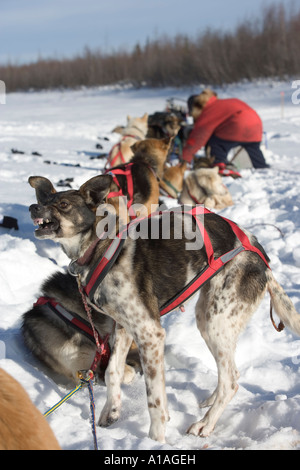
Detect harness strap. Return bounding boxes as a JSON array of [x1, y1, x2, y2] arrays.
[[105, 161, 160, 220], [187, 188, 203, 206], [34, 296, 111, 371], [159, 206, 270, 316], [84, 235, 126, 302], [161, 177, 181, 199], [106, 163, 135, 218], [107, 134, 143, 168], [108, 142, 126, 168]]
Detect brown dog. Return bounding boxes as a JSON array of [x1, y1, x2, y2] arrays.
[[0, 368, 61, 450]]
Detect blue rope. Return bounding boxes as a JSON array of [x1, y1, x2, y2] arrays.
[[87, 380, 98, 450], [44, 370, 98, 450]]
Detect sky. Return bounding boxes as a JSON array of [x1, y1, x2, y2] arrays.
[[0, 0, 291, 65]]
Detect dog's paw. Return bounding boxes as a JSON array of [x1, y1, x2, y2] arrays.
[[149, 425, 166, 444], [98, 403, 120, 427], [187, 420, 214, 438]]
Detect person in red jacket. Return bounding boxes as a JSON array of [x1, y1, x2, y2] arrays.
[[181, 89, 269, 169]]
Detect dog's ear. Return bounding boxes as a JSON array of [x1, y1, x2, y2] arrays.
[[162, 136, 173, 147], [79, 174, 113, 207], [179, 160, 187, 171], [28, 176, 57, 204]]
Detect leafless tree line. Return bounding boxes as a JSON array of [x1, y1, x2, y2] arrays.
[[1, 3, 299, 92]]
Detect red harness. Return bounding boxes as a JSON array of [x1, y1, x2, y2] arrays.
[[159, 206, 270, 315], [107, 134, 142, 168], [34, 296, 111, 372], [80, 206, 270, 313], [105, 163, 136, 219]]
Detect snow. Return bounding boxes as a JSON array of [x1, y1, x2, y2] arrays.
[[0, 80, 300, 451]]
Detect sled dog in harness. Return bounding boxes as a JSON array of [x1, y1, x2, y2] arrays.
[[30, 171, 300, 441], [35, 206, 270, 376]]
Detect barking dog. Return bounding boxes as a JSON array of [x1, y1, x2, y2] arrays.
[[107, 113, 148, 167], [29, 176, 300, 443], [24, 138, 171, 384], [180, 167, 234, 210]]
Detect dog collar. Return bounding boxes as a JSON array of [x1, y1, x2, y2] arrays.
[[161, 177, 181, 199]]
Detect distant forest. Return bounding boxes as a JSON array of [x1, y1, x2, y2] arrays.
[[1, 3, 300, 92]]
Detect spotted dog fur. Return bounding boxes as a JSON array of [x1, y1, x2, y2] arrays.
[[24, 137, 171, 384], [29, 176, 300, 443]]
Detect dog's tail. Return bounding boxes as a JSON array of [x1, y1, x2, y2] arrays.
[[267, 270, 300, 336]]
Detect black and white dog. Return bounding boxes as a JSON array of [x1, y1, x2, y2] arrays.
[[28, 174, 300, 443], [23, 137, 173, 385]]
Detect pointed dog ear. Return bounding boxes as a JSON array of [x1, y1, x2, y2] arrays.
[[28, 176, 57, 204], [162, 136, 173, 147], [79, 174, 113, 207]]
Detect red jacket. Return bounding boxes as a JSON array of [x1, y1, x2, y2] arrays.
[[181, 96, 263, 163]]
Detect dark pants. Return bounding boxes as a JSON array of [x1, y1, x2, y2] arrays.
[[206, 135, 268, 169]]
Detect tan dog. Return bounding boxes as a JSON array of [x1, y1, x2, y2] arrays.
[[129, 137, 172, 215], [107, 113, 148, 167], [180, 166, 233, 210], [160, 161, 187, 199], [0, 368, 61, 450]]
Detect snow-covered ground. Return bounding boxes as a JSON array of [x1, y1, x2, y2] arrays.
[[0, 80, 299, 451]]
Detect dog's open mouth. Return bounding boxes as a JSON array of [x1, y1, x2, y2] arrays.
[[33, 217, 59, 236]]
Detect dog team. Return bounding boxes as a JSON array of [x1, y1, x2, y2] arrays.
[[2, 89, 299, 449]]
